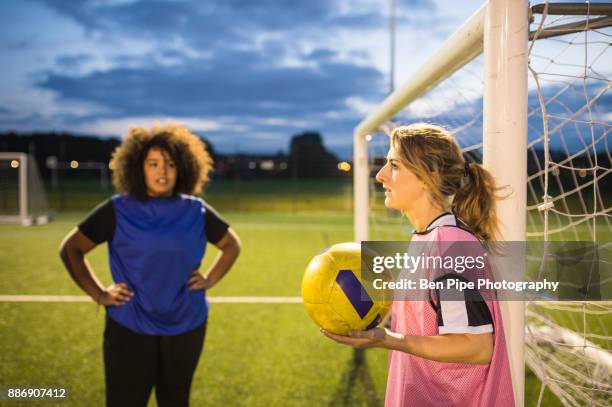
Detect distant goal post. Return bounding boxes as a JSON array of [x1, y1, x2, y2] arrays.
[[0, 152, 50, 226]]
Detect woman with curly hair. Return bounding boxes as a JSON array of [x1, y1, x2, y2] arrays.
[[59, 123, 241, 407], [322, 123, 514, 406]]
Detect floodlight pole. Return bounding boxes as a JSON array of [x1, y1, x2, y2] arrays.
[[483, 1, 528, 406], [389, 0, 396, 94]]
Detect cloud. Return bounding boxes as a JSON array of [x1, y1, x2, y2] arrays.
[[56, 53, 94, 70], [37, 47, 385, 119], [3, 0, 480, 158], [34, 0, 335, 48], [389, 78, 610, 155], [71, 116, 226, 137], [28, 42, 385, 157]]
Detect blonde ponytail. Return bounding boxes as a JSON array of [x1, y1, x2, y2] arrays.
[[452, 162, 503, 241]]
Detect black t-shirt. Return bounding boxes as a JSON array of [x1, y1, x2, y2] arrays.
[[78, 198, 230, 245]]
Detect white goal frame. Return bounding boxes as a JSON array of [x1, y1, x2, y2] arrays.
[[0, 152, 50, 226], [353, 1, 527, 405]]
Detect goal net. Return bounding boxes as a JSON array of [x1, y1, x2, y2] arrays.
[[0, 153, 50, 225], [354, 2, 611, 406]]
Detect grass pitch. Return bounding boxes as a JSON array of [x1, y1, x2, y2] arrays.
[[0, 211, 389, 406], [1, 181, 608, 405]]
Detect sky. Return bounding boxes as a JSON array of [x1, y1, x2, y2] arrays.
[[0, 0, 486, 159]]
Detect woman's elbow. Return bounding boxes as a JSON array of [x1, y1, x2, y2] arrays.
[[227, 229, 242, 255], [59, 231, 87, 264], [59, 239, 71, 262], [231, 236, 242, 257]]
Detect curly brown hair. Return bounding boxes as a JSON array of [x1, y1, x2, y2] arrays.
[[109, 122, 213, 200]]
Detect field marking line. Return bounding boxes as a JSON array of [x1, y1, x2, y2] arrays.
[[210, 296, 302, 303], [0, 295, 302, 303], [37, 221, 354, 230]]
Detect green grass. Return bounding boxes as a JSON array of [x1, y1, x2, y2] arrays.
[[0, 302, 388, 407], [0, 210, 390, 406], [42, 178, 354, 213], [1, 181, 609, 406]]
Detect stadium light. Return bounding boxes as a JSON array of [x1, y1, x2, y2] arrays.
[[45, 156, 58, 168], [10, 160, 19, 168], [46, 159, 109, 189], [337, 161, 351, 172], [260, 160, 274, 171]]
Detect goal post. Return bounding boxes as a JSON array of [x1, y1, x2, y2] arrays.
[[0, 152, 50, 226], [483, 2, 528, 406]]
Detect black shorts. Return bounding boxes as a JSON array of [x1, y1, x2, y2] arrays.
[[103, 315, 207, 407]]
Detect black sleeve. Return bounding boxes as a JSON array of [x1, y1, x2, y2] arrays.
[[204, 203, 229, 244], [78, 199, 116, 244], [430, 274, 494, 335]]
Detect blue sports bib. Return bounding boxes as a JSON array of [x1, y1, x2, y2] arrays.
[[107, 194, 208, 335]]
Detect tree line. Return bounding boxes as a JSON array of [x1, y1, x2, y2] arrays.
[[0, 130, 345, 179]]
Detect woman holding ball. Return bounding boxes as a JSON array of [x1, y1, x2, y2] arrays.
[[321, 123, 514, 406], [60, 123, 240, 407]]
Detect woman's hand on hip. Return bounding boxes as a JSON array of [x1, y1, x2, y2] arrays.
[[188, 270, 214, 291], [99, 282, 134, 306]]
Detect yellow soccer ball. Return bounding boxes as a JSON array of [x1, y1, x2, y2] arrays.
[[301, 242, 392, 335]]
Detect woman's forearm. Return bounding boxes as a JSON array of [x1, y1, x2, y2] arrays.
[[205, 243, 240, 286], [384, 331, 493, 364], [60, 246, 105, 302]]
